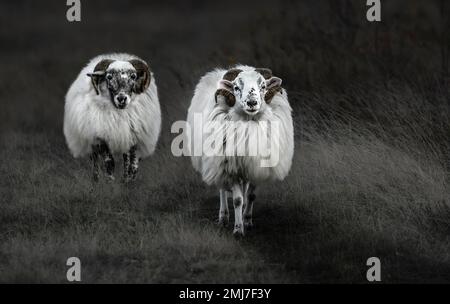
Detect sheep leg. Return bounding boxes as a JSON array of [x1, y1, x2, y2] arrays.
[[242, 182, 250, 211], [218, 189, 229, 227], [123, 152, 131, 181], [127, 145, 139, 181], [90, 148, 100, 182], [98, 141, 115, 181], [242, 183, 248, 227], [232, 183, 245, 237], [244, 184, 256, 230]]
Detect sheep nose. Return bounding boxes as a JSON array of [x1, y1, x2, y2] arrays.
[[117, 95, 127, 104], [246, 100, 257, 107]]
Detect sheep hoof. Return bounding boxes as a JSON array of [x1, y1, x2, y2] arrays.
[[233, 225, 245, 238], [124, 173, 137, 183]]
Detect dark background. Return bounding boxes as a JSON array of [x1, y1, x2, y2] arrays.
[[0, 0, 449, 283]]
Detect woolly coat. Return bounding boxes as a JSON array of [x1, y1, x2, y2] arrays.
[[64, 53, 161, 159], [187, 65, 294, 188]]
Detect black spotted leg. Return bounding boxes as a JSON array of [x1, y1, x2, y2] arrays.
[[90, 148, 100, 182], [123, 152, 131, 181], [243, 184, 256, 230], [92, 141, 115, 181], [91, 141, 115, 181], [123, 145, 138, 182]]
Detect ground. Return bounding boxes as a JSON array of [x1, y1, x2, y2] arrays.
[[0, 0, 449, 283]]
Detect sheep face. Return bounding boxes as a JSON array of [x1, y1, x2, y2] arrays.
[[87, 59, 151, 110], [219, 70, 282, 116], [104, 61, 138, 109]]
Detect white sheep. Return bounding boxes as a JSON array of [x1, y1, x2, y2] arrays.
[[64, 53, 161, 182], [187, 65, 294, 236]]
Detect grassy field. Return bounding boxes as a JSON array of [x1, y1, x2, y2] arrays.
[[0, 0, 449, 283]]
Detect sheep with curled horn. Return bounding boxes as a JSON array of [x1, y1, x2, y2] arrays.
[[64, 53, 161, 182], [187, 65, 294, 236]]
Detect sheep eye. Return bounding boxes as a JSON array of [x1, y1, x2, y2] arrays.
[[234, 86, 240, 91], [130, 73, 137, 80], [106, 74, 113, 81]]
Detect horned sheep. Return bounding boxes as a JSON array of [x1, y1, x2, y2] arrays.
[[187, 65, 294, 236], [63, 53, 161, 182]]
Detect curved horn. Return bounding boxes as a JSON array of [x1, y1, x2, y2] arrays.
[[93, 59, 114, 73], [256, 67, 282, 104], [87, 59, 114, 95], [128, 59, 151, 94], [214, 68, 243, 107], [222, 68, 243, 81], [254, 68, 272, 79]]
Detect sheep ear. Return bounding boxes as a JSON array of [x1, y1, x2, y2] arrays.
[[129, 59, 151, 94], [88, 59, 114, 95], [219, 79, 233, 91], [266, 77, 282, 89], [87, 71, 105, 77], [87, 72, 106, 95], [265, 77, 282, 103]]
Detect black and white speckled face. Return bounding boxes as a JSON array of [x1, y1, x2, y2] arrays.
[[223, 71, 267, 116], [216, 68, 282, 111], [104, 61, 138, 109], [234, 71, 266, 115]]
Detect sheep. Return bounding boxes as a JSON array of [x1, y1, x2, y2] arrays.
[[64, 53, 161, 182], [187, 65, 294, 236]]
